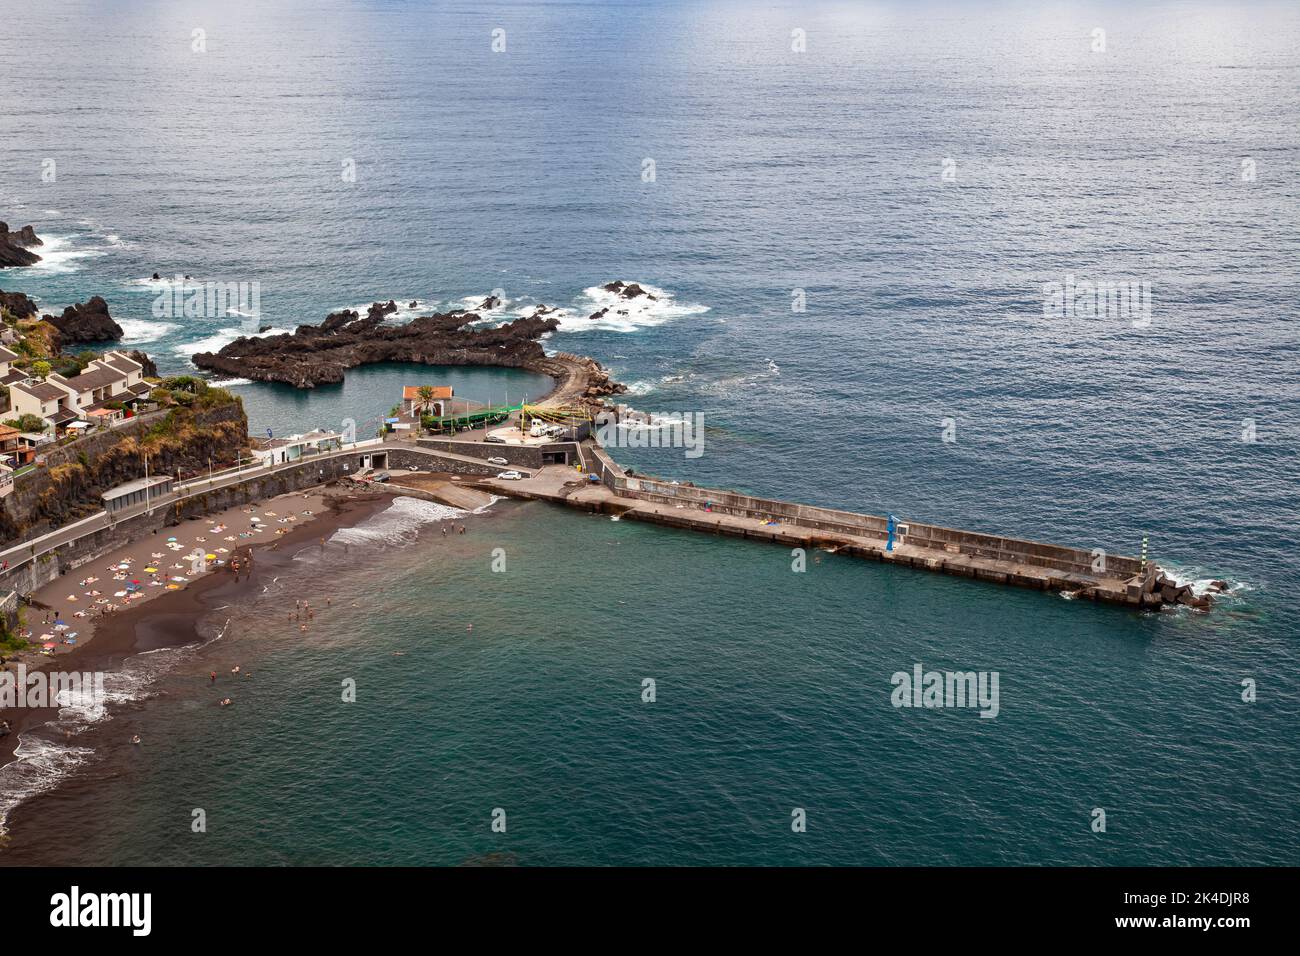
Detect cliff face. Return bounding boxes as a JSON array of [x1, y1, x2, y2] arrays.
[[192, 302, 561, 388], [0, 400, 248, 545]]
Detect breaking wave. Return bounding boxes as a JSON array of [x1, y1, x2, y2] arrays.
[[326, 495, 496, 549]]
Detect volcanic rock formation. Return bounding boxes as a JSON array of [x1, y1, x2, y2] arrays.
[[43, 295, 124, 346], [0, 221, 43, 268], [192, 300, 626, 404]]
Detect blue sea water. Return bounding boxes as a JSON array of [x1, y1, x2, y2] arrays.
[[0, 0, 1297, 865]]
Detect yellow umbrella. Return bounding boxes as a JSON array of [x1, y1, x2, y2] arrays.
[[205, 553, 217, 560]]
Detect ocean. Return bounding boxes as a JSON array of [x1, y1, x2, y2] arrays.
[[0, 0, 1297, 865]]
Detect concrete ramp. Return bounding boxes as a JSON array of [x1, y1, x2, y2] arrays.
[[388, 474, 496, 511]]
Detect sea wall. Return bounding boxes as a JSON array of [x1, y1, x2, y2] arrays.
[[385, 447, 500, 476]]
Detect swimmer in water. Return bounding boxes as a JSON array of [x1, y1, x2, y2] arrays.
[[131, 735, 142, 745]]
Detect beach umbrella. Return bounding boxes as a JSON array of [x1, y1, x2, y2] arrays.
[[42, 642, 55, 650], [167, 536, 177, 541]]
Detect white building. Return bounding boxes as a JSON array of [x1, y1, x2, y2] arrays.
[[252, 430, 344, 466]]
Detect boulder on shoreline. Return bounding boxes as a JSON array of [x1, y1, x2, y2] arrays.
[[43, 295, 124, 346], [0, 221, 43, 268]]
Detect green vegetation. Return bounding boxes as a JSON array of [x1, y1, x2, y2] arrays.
[[3, 413, 47, 433], [0, 615, 27, 654], [30, 360, 50, 380], [156, 376, 235, 410]]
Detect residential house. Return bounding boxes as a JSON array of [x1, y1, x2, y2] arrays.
[[8, 380, 70, 431], [0, 345, 27, 414], [9, 349, 152, 431]]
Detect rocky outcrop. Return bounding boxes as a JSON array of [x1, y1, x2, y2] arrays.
[[0, 222, 43, 269], [1131, 568, 1217, 611], [192, 299, 627, 406], [601, 280, 656, 301], [195, 302, 563, 390], [43, 295, 123, 346], [0, 287, 39, 319], [125, 349, 158, 377]]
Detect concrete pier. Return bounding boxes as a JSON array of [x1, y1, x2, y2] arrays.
[[458, 443, 1200, 611]]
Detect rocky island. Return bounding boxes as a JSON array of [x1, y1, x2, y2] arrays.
[[0, 222, 43, 269], [192, 300, 627, 406]]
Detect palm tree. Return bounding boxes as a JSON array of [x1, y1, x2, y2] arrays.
[[416, 385, 437, 415]]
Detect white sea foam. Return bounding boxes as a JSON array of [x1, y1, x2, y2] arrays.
[[0, 736, 95, 833], [328, 496, 477, 548], [174, 325, 292, 358], [208, 376, 252, 387], [558, 281, 710, 333], [0, 644, 189, 833], [130, 275, 188, 289], [1160, 565, 1250, 598], [10, 234, 107, 275], [118, 317, 178, 344], [455, 292, 515, 317], [339, 299, 438, 325], [623, 380, 656, 396]]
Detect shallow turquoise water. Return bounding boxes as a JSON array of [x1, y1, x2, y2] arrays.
[[230, 362, 554, 438]]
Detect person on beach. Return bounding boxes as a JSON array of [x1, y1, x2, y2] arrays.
[[210, 671, 217, 684], [231, 665, 240, 675]]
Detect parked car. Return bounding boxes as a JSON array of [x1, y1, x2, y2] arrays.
[[484, 435, 506, 444], [372, 471, 390, 483], [486, 457, 508, 466], [496, 470, 523, 480]]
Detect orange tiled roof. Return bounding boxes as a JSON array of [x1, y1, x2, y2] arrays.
[[403, 385, 453, 400]]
